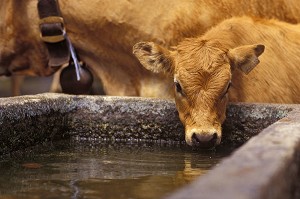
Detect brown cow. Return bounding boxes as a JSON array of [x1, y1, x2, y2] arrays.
[[133, 16, 300, 148], [1, 0, 300, 97]]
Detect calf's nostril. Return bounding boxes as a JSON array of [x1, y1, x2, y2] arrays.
[[192, 133, 197, 142], [212, 133, 218, 140]]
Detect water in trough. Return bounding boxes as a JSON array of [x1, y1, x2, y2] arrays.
[[0, 140, 234, 199]]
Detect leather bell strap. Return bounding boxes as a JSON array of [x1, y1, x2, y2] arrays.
[[37, 0, 70, 68]]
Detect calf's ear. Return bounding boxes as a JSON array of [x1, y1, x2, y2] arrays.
[[133, 42, 174, 75], [228, 44, 265, 74]]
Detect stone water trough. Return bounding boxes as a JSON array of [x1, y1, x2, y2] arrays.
[[0, 93, 299, 199]]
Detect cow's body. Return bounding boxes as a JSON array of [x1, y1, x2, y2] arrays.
[[1, 0, 300, 97], [134, 16, 300, 147]]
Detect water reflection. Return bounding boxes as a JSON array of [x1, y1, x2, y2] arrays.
[[0, 140, 234, 199]]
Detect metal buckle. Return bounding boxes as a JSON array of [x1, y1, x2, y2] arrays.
[[39, 16, 65, 43]]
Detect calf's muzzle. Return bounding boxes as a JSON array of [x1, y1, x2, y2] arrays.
[[192, 132, 218, 148], [186, 128, 221, 148]]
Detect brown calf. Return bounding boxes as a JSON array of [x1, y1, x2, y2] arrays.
[[133, 16, 300, 147]]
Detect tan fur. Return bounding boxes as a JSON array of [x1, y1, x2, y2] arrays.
[[2, 0, 300, 97], [134, 17, 300, 147]]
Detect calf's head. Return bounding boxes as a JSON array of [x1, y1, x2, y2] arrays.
[[133, 39, 264, 148]]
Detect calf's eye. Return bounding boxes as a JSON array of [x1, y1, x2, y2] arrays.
[[225, 82, 231, 93], [174, 81, 183, 94], [221, 81, 231, 99]]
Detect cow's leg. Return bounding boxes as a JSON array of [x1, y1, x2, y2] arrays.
[[49, 69, 63, 93], [11, 76, 25, 96], [92, 68, 139, 96]]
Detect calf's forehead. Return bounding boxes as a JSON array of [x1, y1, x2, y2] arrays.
[[174, 41, 231, 85], [177, 65, 231, 101], [174, 39, 229, 73]]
